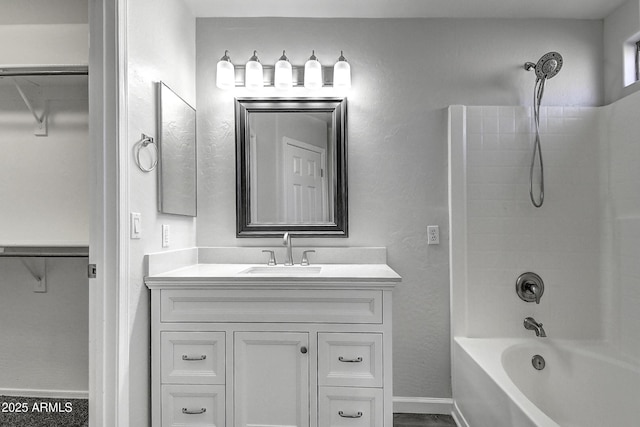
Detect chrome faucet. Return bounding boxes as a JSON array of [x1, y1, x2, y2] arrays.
[[283, 232, 294, 266], [524, 317, 546, 337]]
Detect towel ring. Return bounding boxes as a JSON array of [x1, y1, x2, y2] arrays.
[[134, 133, 158, 172]]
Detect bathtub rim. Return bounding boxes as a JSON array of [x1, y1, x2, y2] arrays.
[[454, 336, 640, 427], [454, 337, 558, 427]]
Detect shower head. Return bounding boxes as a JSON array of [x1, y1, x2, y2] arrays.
[[524, 52, 563, 80]]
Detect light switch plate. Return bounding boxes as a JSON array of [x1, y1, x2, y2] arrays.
[[130, 212, 141, 239]]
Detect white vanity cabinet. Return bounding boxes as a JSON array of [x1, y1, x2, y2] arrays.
[[145, 263, 400, 427]]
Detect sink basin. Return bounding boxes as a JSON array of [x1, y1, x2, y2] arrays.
[[239, 266, 322, 275]]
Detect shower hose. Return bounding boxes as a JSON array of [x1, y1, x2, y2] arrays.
[[530, 77, 546, 208]]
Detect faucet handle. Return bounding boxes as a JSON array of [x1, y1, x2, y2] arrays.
[[262, 250, 277, 266], [301, 250, 315, 266]]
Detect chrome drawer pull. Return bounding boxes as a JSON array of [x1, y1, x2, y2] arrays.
[[182, 354, 207, 361], [338, 411, 363, 418], [338, 356, 363, 363], [182, 407, 206, 415]]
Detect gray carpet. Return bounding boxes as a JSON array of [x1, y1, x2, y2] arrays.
[[0, 396, 88, 427]]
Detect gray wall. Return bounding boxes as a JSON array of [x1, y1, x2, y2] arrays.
[[196, 17, 603, 399]]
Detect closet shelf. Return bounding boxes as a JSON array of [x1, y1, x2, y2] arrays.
[[0, 64, 89, 136], [0, 246, 89, 258], [0, 64, 88, 77]]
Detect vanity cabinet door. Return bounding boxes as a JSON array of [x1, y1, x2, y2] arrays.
[[234, 331, 310, 427]]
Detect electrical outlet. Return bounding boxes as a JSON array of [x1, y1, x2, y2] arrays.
[[427, 225, 440, 245], [162, 224, 170, 248]]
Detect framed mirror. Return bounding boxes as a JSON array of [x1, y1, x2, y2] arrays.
[[157, 81, 197, 217], [235, 97, 348, 237]]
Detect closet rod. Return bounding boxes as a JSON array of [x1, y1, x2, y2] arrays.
[[0, 65, 88, 77], [0, 246, 89, 258]]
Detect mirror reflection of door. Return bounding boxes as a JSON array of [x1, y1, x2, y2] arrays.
[[283, 137, 327, 223], [249, 112, 333, 224]]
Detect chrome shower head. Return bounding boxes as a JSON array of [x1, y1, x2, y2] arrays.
[[524, 52, 563, 80]]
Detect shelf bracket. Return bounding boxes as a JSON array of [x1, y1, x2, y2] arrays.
[[11, 78, 47, 136], [20, 258, 47, 293]]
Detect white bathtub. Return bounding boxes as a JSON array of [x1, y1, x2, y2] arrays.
[[452, 337, 640, 427]]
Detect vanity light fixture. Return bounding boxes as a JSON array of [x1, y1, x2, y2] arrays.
[[274, 51, 293, 90], [216, 50, 235, 90], [245, 50, 264, 90], [215, 50, 352, 89], [333, 51, 351, 89], [304, 50, 323, 90]]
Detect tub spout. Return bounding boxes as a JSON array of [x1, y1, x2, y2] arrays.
[[524, 317, 546, 337]]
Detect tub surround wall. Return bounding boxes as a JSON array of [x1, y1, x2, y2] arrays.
[[451, 89, 640, 422], [453, 105, 602, 339], [126, 0, 196, 425], [196, 17, 603, 402], [600, 90, 640, 360]]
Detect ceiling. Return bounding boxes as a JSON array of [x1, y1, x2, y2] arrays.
[[184, 0, 628, 20], [0, 0, 627, 23]]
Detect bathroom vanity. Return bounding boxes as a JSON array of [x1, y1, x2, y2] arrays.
[[145, 257, 400, 427]]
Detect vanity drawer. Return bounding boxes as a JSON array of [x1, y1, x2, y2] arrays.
[[161, 384, 225, 427], [160, 289, 383, 324], [318, 333, 383, 388], [161, 332, 225, 384], [318, 387, 383, 427]]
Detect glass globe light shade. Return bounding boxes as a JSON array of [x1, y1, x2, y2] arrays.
[[274, 51, 293, 90], [216, 50, 235, 90], [304, 50, 323, 90], [245, 50, 263, 90], [333, 51, 351, 90]]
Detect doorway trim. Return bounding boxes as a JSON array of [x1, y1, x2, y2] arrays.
[[88, 0, 129, 425]]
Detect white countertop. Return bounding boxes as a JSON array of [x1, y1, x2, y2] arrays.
[[145, 263, 401, 288]]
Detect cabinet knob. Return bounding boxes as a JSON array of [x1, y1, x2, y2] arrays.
[[300, 346, 308, 354]]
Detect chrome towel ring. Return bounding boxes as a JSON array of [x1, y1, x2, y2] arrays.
[[134, 133, 158, 172]]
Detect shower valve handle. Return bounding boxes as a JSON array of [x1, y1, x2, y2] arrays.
[[516, 272, 544, 304]]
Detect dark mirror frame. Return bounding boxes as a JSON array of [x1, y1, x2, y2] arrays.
[[235, 97, 348, 238]]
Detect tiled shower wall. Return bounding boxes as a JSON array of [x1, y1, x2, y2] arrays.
[[460, 105, 603, 339]]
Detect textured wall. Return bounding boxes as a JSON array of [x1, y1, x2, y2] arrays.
[[126, 0, 196, 425], [195, 18, 603, 399]]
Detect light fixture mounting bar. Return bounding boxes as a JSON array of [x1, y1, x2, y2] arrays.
[[233, 65, 336, 87]]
